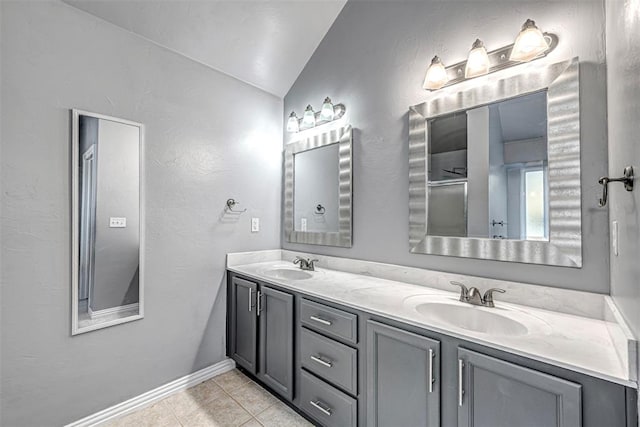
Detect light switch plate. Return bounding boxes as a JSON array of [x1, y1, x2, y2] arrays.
[[109, 217, 126, 228], [301, 218, 307, 232], [612, 220, 619, 256], [251, 217, 260, 233]]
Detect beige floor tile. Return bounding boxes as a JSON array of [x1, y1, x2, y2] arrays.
[[213, 369, 251, 392], [179, 393, 253, 427], [240, 418, 263, 427], [255, 402, 313, 427], [105, 401, 180, 427], [227, 381, 278, 415], [164, 380, 226, 418]]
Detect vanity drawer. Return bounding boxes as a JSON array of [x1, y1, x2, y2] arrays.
[[300, 327, 358, 395], [300, 369, 357, 427], [300, 299, 358, 344]]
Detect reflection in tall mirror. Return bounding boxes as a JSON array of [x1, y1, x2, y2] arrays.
[[72, 110, 143, 335], [284, 126, 352, 247], [427, 91, 548, 241], [294, 143, 340, 233]]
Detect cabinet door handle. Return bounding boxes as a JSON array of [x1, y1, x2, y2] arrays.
[[309, 315, 332, 326], [310, 355, 333, 368], [248, 289, 253, 312], [309, 400, 332, 416], [428, 348, 435, 393], [458, 359, 464, 407], [256, 292, 263, 316]]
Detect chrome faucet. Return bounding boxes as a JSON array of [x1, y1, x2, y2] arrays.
[[293, 256, 318, 271], [450, 281, 505, 308]]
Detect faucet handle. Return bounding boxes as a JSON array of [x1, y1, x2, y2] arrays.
[[450, 281, 469, 302], [482, 288, 506, 307]]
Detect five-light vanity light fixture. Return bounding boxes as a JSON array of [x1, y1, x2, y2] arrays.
[[423, 19, 558, 91], [287, 97, 346, 133]]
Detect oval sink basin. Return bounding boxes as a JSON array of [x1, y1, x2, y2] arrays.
[[415, 302, 529, 336], [261, 268, 313, 281]]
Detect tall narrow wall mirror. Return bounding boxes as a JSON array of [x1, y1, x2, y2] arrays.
[[71, 109, 143, 335], [409, 58, 581, 267], [284, 126, 353, 247]]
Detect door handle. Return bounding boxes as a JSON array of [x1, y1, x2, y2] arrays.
[[428, 348, 435, 393], [458, 358, 465, 406], [256, 292, 263, 316], [248, 289, 253, 312]]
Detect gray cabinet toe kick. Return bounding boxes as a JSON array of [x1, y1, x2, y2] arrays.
[[227, 270, 638, 427]]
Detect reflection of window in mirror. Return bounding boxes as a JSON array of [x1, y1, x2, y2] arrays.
[[426, 90, 549, 241], [293, 143, 340, 233]]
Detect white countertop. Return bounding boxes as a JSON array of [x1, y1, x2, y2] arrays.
[[228, 257, 637, 388]]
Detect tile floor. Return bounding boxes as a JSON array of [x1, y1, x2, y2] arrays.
[[104, 369, 314, 427]]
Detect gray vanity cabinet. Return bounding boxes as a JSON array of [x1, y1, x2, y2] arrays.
[[228, 276, 258, 374], [258, 286, 294, 400], [457, 348, 582, 427], [227, 274, 294, 400], [366, 320, 440, 427]]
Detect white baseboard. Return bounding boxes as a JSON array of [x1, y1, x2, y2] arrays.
[[66, 358, 236, 427]]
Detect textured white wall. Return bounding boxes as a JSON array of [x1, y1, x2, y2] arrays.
[[284, 0, 610, 293], [605, 0, 640, 393], [0, 1, 282, 425]]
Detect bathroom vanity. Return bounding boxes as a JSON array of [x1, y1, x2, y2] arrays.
[[227, 251, 638, 427]]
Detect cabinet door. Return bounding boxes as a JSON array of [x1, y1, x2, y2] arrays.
[[258, 286, 294, 400], [366, 320, 440, 427], [229, 276, 258, 374], [458, 348, 581, 427]]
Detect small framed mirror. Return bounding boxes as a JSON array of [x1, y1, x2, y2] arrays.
[[409, 58, 581, 267], [284, 126, 353, 247], [71, 109, 143, 335]]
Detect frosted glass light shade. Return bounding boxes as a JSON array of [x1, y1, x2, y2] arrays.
[[320, 97, 335, 121], [510, 19, 549, 62], [286, 111, 299, 132], [302, 105, 316, 128], [465, 39, 490, 78], [423, 56, 449, 90]]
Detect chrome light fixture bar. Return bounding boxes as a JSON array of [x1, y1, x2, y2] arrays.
[[423, 19, 558, 91], [286, 97, 346, 133]]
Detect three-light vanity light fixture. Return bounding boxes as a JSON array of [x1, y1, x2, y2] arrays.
[[286, 97, 346, 133], [423, 19, 558, 91]]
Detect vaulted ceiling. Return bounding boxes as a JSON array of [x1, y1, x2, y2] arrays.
[[64, 0, 346, 97]]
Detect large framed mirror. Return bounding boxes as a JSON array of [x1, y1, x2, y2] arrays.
[[71, 109, 143, 335], [284, 126, 353, 247], [409, 58, 581, 267]]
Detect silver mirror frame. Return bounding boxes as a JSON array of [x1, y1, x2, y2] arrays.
[[284, 126, 353, 247], [71, 109, 145, 335], [409, 57, 581, 267]]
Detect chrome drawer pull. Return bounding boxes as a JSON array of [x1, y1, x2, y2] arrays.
[[309, 315, 332, 326], [310, 400, 332, 416], [310, 355, 333, 368]]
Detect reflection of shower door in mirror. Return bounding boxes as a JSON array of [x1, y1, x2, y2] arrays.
[[79, 145, 96, 302]]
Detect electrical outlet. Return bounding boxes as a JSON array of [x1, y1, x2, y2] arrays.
[[251, 217, 260, 233], [301, 218, 307, 231], [612, 220, 619, 256], [109, 217, 126, 228]]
